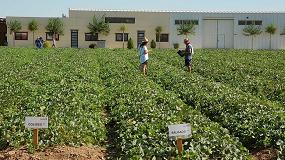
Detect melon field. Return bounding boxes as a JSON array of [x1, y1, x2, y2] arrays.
[[0, 47, 284, 159]]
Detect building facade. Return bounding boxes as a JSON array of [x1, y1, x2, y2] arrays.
[[3, 9, 285, 49]]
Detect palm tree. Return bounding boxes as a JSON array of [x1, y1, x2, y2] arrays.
[[120, 24, 127, 49], [45, 18, 64, 47], [88, 15, 110, 38], [155, 26, 162, 48], [8, 20, 22, 47], [243, 25, 262, 49], [177, 22, 196, 38], [28, 19, 39, 46], [265, 24, 277, 49]]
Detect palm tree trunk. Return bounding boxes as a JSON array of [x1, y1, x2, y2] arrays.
[[13, 32, 15, 47], [123, 31, 125, 49], [251, 36, 254, 49], [158, 34, 160, 49], [269, 34, 272, 50], [33, 32, 35, 46]]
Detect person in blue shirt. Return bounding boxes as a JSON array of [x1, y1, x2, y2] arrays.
[[183, 38, 194, 72]]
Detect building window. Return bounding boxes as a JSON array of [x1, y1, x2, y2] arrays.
[[238, 20, 262, 25], [254, 20, 262, 25], [175, 20, 199, 25], [238, 20, 246, 25], [85, 33, 98, 41], [105, 17, 135, 24], [156, 33, 169, 42], [46, 32, 59, 41], [115, 33, 128, 41], [15, 32, 28, 40]]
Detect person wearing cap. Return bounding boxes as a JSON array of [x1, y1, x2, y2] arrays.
[[183, 38, 194, 72], [138, 37, 149, 76]]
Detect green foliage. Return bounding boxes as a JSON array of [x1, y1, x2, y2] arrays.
[[8, 20, 22, 35], [7, 20, 22, 47], [177, 22, 196, 38], [119, 24, 127, 49], [88, 15, 110, 36], [97, 49, 250, 159], [243, 25, 262, 36], [1, 48, 285, 158], [43, 41, 51, 48], [28, 19, 39, 46], [89, 43, 97, 48], [173, 43, 179, 49], [155, 26, 163, 48], [145, 49, 285, 154], [265, 24, 277, 35], [119, 24, 127, 33], [0, 48, 107, 151], [265, 24, 277, 49], [150, 40, 156, 49], [155, 26, 162, 34], [45, 18, 64, 36], [28, 19, 39, 32], [127, 38, 134, 49], [243, 25, 262, 49]]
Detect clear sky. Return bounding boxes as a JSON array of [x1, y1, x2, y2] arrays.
[[1, 0, 285, 18]]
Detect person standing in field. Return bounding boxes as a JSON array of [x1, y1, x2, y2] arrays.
[[183, 38, 194, 72], [138, 37, 149, 76], [52, 36, 56, 47]]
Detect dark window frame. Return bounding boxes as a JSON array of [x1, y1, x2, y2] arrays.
[[115, 33, 128, 41], [238, 20, 246, 25], [85, 33, 98, 41], [46, 32, 59, 41], [15, 32, 28, 40], [238, 20, 262, 26], [105, 17, 135, 24], [156, 33, 169, 42], [254, 20, 262, 25], [175, 20, 199, 25]]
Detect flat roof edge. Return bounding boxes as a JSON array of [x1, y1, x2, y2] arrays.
[[69, 8, 285, 14]]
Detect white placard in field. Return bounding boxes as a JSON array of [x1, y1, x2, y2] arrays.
[[168, 123, 191, 140], [25, 117, 48, 129]]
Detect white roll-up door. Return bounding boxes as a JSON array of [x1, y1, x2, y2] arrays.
[[203, 19, 234, 48]]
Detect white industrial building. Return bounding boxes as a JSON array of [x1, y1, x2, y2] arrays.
[[2, 9, 285, 49]]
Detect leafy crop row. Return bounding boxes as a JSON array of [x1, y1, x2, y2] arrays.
[[0, 48, 106, 150], [96, 49, 249, 159], [156, 49, 285, 105], [120, 49, 285, 157]]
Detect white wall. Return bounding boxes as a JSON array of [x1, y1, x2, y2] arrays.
[[5, 10, 285, 49]]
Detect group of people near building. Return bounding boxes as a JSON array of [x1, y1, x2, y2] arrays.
[[35, 37, 56, 48], [138, 37, 194, 76], [35, 37, 44, 49]]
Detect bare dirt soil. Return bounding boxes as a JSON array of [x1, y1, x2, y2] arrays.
[[252, 148, 278, 160], [0, 145, 106, 160]]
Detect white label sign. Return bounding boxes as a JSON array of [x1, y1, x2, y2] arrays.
[[168, 123, 191, 140], [25, 117, 48, 129]]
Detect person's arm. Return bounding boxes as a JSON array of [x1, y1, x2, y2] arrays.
[[144, 46, 149, 54]]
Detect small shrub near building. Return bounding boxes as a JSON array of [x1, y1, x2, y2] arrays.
[[150, 40, 156, 49], [127, 38, 134, 49], [89, 43, 97, 49], [173, 43, 179, 49]]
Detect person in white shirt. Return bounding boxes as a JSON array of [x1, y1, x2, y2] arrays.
[[138, 37, 149, 76]]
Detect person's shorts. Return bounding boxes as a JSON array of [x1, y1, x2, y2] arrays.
[[141, 60, 148, 64], [185, 59, 192, 67]]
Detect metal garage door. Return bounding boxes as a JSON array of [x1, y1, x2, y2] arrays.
[[203, 19, 234, 48]]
